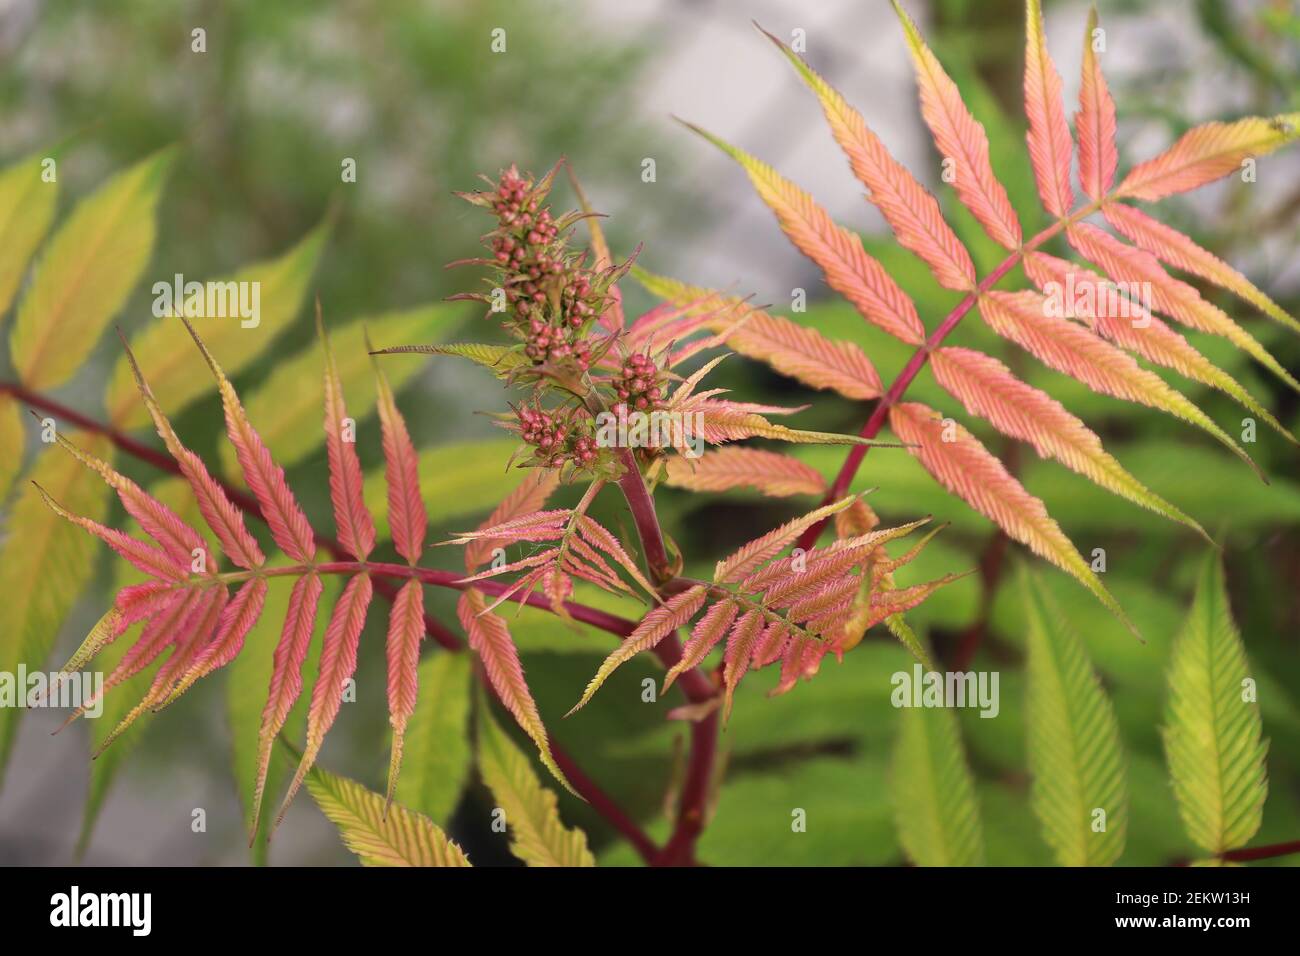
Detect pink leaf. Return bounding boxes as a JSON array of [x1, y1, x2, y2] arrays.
[[250, 572, 323, 836], [1023, 0, 1074, 217], [384, 578, 425, 808], [372, 349, 427, 565], [1076, 7, 1117, 202], [320, 310, 376, 561], [279, 572, 374, 824], [182, 318, 317, 563], [894, 1, 1022, 250], [121, 334, 265, 569]]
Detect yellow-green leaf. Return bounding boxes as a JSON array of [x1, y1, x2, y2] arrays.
[[394, 653, 472, 824], [890, 700, 984, 865], [395, 342, 532, 376], [0, 396, 24, 503], [306, 765, 471, 866], [10, 150, 174, 390], [1023, 567, 1127, 866], [0, 433, 112, 783], [105, 222, 329, 427], [477, 702, 595, 867], [0, 149, 59, 319], [220, 304, 465, 476], [1162, 552, 1268, 855]]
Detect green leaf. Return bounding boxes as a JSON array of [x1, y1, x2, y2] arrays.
[[1162, 552, 1268, 855], [10, 150, 174, 390], [696, 756, 898, 866], [393, 652, 471, 824], [0, 149, 59, 319], [398, 342, 532, 376], [890, 701, 984, 865], [227, 558, 335, 862], [477, 700, 595, 866], [0, 433, 113, 785], [219, 304, 465, 475], [1022, 567, 1128, 866], [105, 222, 329, 428], [305, 764, 471, 866], [0, 396, 24, 503], [364, 437, 520, 535]]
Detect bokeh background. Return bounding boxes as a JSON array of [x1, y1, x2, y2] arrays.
[[0, 0, 1297, 865]]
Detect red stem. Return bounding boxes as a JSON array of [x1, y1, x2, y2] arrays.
[[794, 226, 1053, 553], [313, 561, 638, 635], [1, 380, 664, 863], [615, 448, 674, 583], [610, 449, 719, 865], [1219, 839, 1300, 863]]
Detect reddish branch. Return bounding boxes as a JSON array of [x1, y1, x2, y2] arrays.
[[791, 208, 1094, 555], [794, 249, 1027, 553], [610, 450, 718, 865], [1220, 839, 1300, 863], [615, 447, 675, 584]]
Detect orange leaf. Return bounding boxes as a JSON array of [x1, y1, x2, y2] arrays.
[[888, 401, 1133, 637], [1023, 0, 1074, 217], [893, 1, 1022, 250]]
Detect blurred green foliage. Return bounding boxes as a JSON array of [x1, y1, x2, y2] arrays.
[[1, 0, 1297, 867]]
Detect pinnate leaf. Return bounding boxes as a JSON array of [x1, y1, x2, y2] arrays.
[[105, 222, 328, 428], [0, 434, 112, 783], [977, 289, 1265, 476], [570, 585, 708, 714], [394, 652, 472, 824], [1162, 553, 1268, 855], [318, 310, 376, 562], [122, 336, 266, 569], [222, 304, 463, 475], [762, 23, 976, 291], [1023, 0, 1074, 217], [384, 579, 425, 808], [930, 345, 1208, 540], [231, 567, 330, 854], [1116, 112, 1300, 201], [888, 401, 1133, 637], [477, 703, 595, 866], [685, 121, 920, 347], [11, 150, 173, 390], [372, 345, 428, 565], [279, 573, 374, 824], [1076, 7, 1118, 202], [459, 589, 572, 794], [0, 148, 59, 319], [1067, 221, 1300, 396], [306, 765, 471, 867], [1023, 567, 1128, 866], [635, 270, 885, 401], [662, 446, 827, 498], [890, 702, 984, 866], [1103, 201, 1300, 337], [892, 1, 1021, 250], [1021, 251, 1291, 445]]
